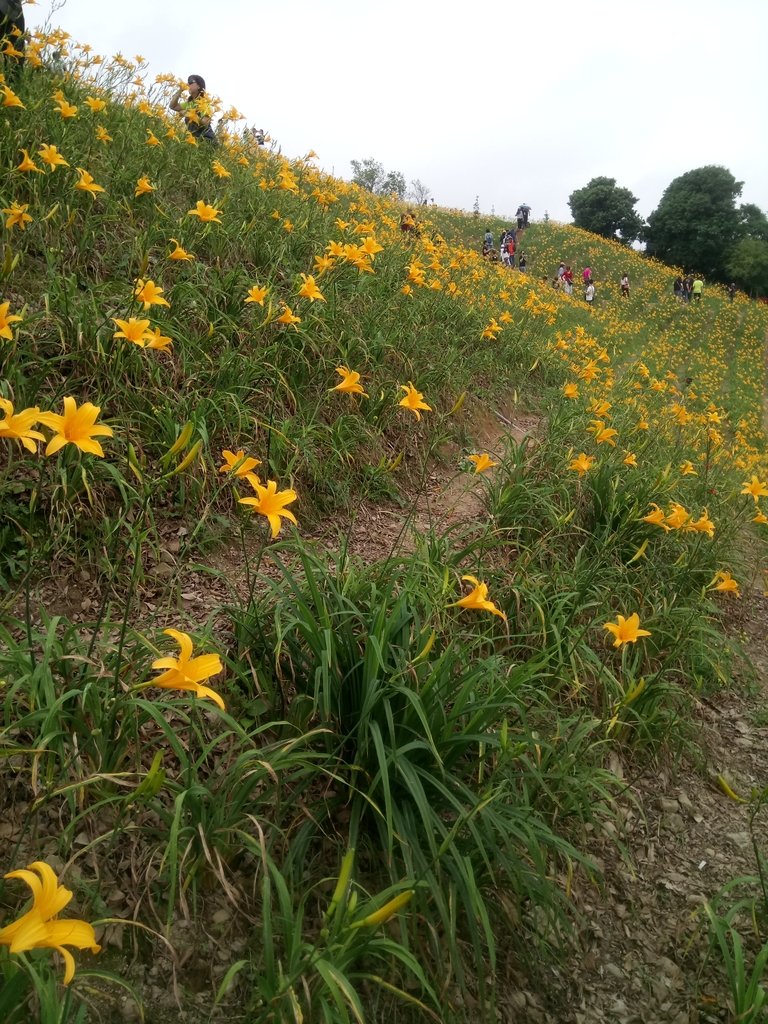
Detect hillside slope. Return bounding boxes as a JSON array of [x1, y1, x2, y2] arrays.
[[2, 29, 768, 1024]]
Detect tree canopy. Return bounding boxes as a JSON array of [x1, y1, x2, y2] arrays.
[[644, 166, 743, 279], [727, 238, 768, 297], [568, 177, 643, 244], [350, 158, 409, 199]]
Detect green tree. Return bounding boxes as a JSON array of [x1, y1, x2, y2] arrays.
[[380, 170, 406, 199], [645, 166, 743, 279], [727, 238, 768, 297], [739, 203, 768, 242], [350, 159, 407, 198], [567, 177, 643, 243], [350, 158, 385, 193]]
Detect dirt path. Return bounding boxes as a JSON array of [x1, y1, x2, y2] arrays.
[[519, 593, 768, 1024], [15, 403, 768, 1023]]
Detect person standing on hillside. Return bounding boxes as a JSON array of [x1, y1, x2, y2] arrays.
[[727, 282, 737, 302], [620, 273, 630, 298], [506, 235, 516, 268], [585, 281, 596, 308], [562, 265, 574, 295], [582, 266, 592, 285], [516, 207, 524, 231], [170, 75, 216, 141], [673, 276, 683, 301], [692, 276, 703, 302], [683, 275, 693, 303], [484, 227, 494, 251], [519, 252, 527, 273]]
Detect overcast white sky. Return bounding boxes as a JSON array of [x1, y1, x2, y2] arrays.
[[28, 0, 768, 223]]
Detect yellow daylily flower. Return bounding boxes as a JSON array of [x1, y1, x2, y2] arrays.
[[37, 397, 113, 457], [187, 200, 222, 223], [0, 301, 23, 339], [219, 449, 261, 478], [113, 317, 153, 347], [451, 574, 506, 620], [38, 143, 69, 170], [239, 476, 298, 538], [568, 452, 595, 477], [0, 861, 101, 985], [603, 612, 651, 648], [151, 629, 225, 709], [17, 149, 42, 173], [0, 398, 45, 453], [74, 168, 105, 196], [467, 453, 498, 474], [2, 201, 32, 231], [330, 366, 367, 397], [710, 571, 740, 597], [297, 273, 325, 302], [741, 475, 768, 503], [168, 238, 194, 261], [398, 382, 431, 421], [134, 279, 170, 309]]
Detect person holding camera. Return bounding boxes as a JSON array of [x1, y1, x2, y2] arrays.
[[169, 75, 216, 141]]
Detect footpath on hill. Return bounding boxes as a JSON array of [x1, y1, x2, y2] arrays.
[[33, 399, 768, 1024]]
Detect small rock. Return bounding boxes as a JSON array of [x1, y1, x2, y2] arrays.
[[677, 790, 694, 813], [727, 831, 751, 849]]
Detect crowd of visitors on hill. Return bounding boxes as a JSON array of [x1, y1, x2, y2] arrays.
[[673, 275, 704, 303], [5, 12, 746, 316], [481, 204, 531, 271]]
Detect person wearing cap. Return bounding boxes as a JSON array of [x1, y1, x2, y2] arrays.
[[170, 75, 216, 141]]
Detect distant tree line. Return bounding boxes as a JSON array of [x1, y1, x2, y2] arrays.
[[350, 157, 432, 205], [568, 170, 768, 297]]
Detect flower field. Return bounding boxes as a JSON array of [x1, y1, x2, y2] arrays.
[[3, 29, 768, 1024]]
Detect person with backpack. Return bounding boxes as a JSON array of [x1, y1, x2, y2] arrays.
[[0, 0, 25, 77], [483, 228, 494, 251], [170, 75, 217, 142], [506, 235, 516, 268]]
